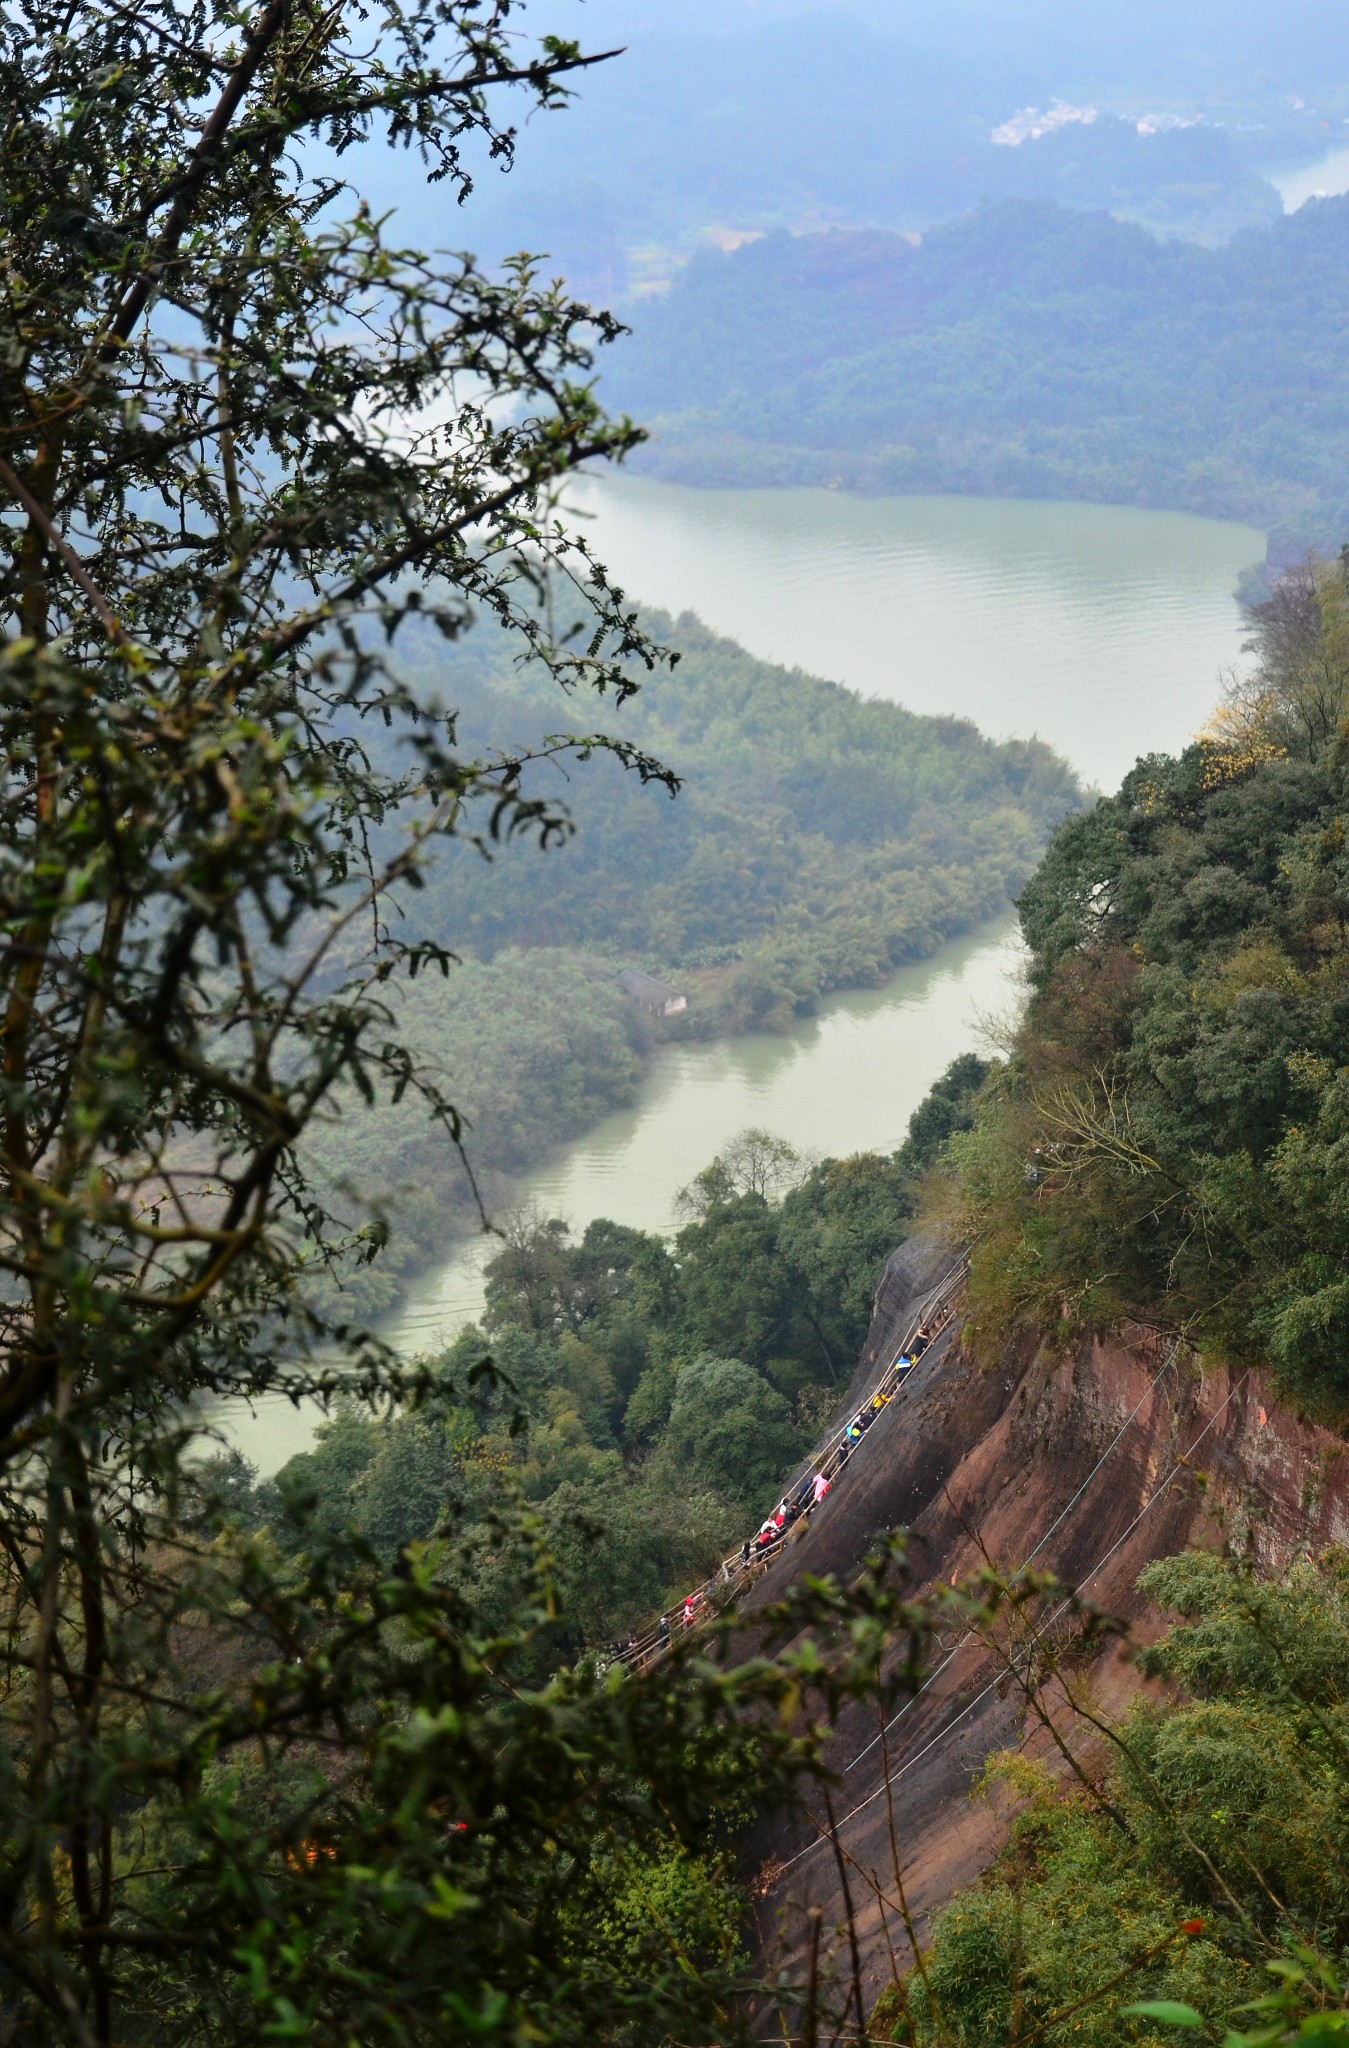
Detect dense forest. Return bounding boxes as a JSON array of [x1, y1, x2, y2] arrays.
[[751, 548, 1349, 2048], [302, 951, 648, 1314], [606, 196, 1349, 556], [226, 1058, 989, 1649], [875, 1548, 1349, 2048], [20, 0, 1349, 2040], [943, 550, 1349, 1417], [407, 609, 1079, 993], [213, 546, 1349, 2048], [301, 613, 1078, 1292]]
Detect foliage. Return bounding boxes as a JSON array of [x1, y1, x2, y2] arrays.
[[0, 0, 794, 2037], [481, 1060, 984, 1391], [0, 0, 674, 1429], [649, 1353, 802, 1511], [0, 0, 1001, 2025], [606, 197, 1349, 553], [255, 1057, 989, 1648], [98, 1468, 958, 2048], [1201, 554, 1349, 772], [299, 608, 1075, 1297], [304, 949, 648, 1285], [885, 1551, 1349, 2048], [945, 556, 1349, 1408], [405, 606, 1081, 1018]]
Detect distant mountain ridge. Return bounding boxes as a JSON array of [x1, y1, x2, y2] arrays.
[[604, 195, 1349, 558], [377, 5, 1339, 302]]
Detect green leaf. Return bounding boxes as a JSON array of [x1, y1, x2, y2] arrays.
[[1124, 2003, 1206, 2028]]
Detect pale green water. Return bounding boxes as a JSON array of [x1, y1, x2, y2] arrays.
[[216, 485, 1266, 1472], [386, 917, 1024, 1356], [225, 919, 1024, 1473], [567, 477, 1264, 791]]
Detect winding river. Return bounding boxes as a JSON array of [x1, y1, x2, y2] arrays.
[[222, 486, 1264, 1473], [568, 478, 1264, 792]]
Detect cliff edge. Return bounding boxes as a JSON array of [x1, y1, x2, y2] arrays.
[[741, 1246, 1349, 2010]]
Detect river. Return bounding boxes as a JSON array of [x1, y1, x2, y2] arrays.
[[219, 486, 1263, 1473], [568, 478, 1264, 792], [234, 918, 1024, 1472]]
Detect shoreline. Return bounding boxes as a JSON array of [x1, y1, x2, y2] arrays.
[[346, 896, 1028, 1330], [618, 441, 1289, 572], [215, 913, 1026, 1476]]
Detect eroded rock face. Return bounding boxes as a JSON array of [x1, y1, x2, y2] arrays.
[[742, 1239, 1349, 2011]]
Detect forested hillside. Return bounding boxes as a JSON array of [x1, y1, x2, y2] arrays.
[[875, 1548, 1349, 2048], [426, 0, 1345, 296], [215, 1060, 989, 1648], [607, 197, 1349, 555], [946, 552, 1349, 1414], [303, 613, 1077, 1294], [409, 608, 1076, 996], [769, 552, 1349, 2048], [21, 0, 1349, 2038]]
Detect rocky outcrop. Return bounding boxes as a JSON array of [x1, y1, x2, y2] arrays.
[[740, 1249, 1349, 2012]]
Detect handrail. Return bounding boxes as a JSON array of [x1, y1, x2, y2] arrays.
[[605, 1254, 968, 1673]]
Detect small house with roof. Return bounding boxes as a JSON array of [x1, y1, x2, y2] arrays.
[[616, 968, 688, 1017]]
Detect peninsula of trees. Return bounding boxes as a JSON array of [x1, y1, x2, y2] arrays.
[[308, 612, 1078, 1305]]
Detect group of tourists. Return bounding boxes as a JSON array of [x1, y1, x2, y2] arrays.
[[614, 1307, 947, 1673]]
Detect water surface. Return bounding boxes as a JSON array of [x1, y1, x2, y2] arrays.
[[1269, 147, 1349, 212], [568, 477, 1263, 790], [387, 918, 1024, 1355], [219, 484, 1267, 1470], [224, 920, 1023, 1473]]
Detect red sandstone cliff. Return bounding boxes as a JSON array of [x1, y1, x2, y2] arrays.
[[741, 1236, 1349, 2011]]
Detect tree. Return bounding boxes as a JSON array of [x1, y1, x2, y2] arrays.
[[1227, 552, 1349, 763], [651, 1353, 803, 1512], [678, 1128, 806, 1215], [777, 1152, 917, 1379], [891, 1552, 1349, 2048], [484, 1204, 579, 1334], [0, 1, 698, 2036], [0, 0, 679, 1424], [674, 1195, 804, 1373], [353, 1414, 461, 1560]]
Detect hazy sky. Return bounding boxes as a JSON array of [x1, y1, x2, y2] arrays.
[[542, 0, 1349, 96], [350, 0, 1348, 299]]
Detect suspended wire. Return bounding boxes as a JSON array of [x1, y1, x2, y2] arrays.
[[774, 1369, 1250, 1875], [615, 1254, 972, 1666], [837, 1340, 1183, 1781], [351, 1239, 1247, 1887]]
